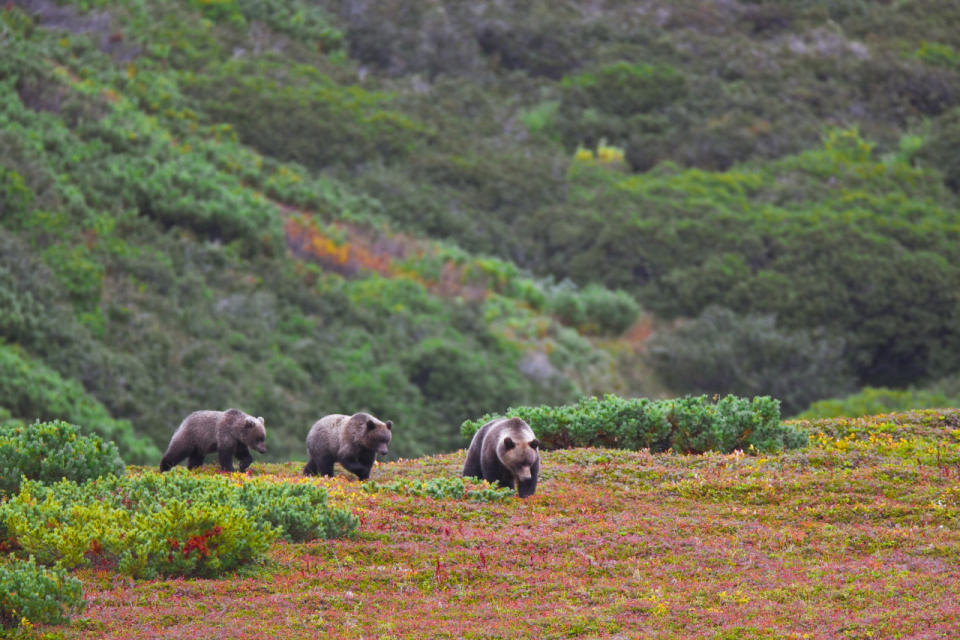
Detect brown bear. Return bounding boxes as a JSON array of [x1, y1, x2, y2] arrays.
[[303, 412, 392, 480], [159, 409, 267, 472], [462, 417, 540, 498]]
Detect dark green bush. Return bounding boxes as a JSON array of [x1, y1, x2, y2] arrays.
[[0, 555, 84, 629], [461, 393, 807, 455], [561, 62, 687, 118], [0, 471, 357, 578], [916, 107, 960, 193], [0, 420, 124, 495], [578, 284, 640, 335], [644, 306, 857, 415], [234, 480, 359, 541], [0, 345, 159, 464]]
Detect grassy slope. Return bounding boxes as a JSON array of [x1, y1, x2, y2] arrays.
[[53, 410, 960, 639]]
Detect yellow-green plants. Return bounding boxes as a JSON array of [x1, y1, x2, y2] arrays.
[[0, 471, 358, 578], [0, 419, 124, 495], [0, 555, 84, 630]]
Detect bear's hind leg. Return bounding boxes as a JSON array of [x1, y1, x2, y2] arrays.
[[186, 450, 206, 469], [317, 455, 336, 477], [218, 445, 237, 472]]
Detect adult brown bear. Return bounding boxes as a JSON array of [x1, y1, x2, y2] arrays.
[[160, 409, 267, 472], [303, 412, 392, 480], [462, 417, 540, 498]]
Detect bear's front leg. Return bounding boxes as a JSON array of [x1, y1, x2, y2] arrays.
[[340, 458, 372, 480], [235, 444, 254, 472], [218, 445, 237, 472]]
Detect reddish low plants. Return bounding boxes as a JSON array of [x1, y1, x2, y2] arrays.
[[16, 410, 960, 639]]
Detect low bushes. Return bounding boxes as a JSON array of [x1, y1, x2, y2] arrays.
[[461, 394, 808, 454], [361, 476, 514, 502], [0, 555, 84, 630], [0, 420, 124, 495], [0, 471, 358, 579], [0, 346, 161, 464]]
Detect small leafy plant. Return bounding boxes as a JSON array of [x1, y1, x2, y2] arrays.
[[461, 394, 807, 454], [0, 420, 125, 495], [361, 476, 515, 502], [0, 555, 84, 630]]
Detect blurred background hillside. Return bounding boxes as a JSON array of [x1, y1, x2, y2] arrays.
[[2, 0, 960, 463]]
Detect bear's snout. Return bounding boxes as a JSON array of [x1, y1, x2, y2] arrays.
[[516, 465, 531, 481], [377, 442, 389, 455], [254, 442, 267, 454]]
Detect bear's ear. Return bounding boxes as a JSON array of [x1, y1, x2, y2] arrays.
[[385, 420, 393, 431], [503, 437, 515, 450], [529, 439, 539, 450], [258, 416, 265, 425], [366, 420, 376, 430], [243, 417, 256, 429]]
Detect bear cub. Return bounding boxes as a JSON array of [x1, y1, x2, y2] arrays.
[[303, 412, 393, 480], [462, 417, 540, 498], [304, 412, 392, 480], [160, 409, 267, 473]]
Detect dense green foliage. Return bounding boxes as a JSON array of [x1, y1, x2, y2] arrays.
[[461, 394, 806, 455], [0, 471, 356, 579], [0, 420, 124, 495], [644, 306, 855, 415], [796, 376, 960, 420], [1, 0, 959, 462], [0, 555, 84, 630], [0, 347, 159, 463]]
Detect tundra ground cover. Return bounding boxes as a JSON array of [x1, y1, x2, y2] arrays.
[[13, 410, 960, 639]]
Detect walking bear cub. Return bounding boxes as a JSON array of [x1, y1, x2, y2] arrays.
[[462, 417, 540, 498], [304, 412, 392, 480], [160, 409, 267, 472]]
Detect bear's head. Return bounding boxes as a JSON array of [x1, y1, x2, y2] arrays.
[[354, 413, 392, 456], [242, 415, 267, 453], [500, 435, 539, 483]]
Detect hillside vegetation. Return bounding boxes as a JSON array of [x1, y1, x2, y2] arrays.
[[2, 0, 960, 459]]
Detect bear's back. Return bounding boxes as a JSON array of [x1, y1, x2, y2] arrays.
[[176, 410, 225, 447], [306, 414, 349, 454]]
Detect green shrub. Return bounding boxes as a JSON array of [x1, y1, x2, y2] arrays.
[[234, 480, 359, 541], [916, 106, 960, 193], [795, 383, 960, 420], [548, 287, 587, 328], [0, 345, 160, 464], [578, 284, 640, 335], [644, 307, 856, 415], [0, 472, 357, 578], [0, 420, 124, 495], [361, 477, 514, 502], [0, 555, 84, 630], [561, 62, 688, 118], [461, 394, 806, 455]]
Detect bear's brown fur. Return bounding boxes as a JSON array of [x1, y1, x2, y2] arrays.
[[160, 409, 266, 472], [303, 412, 392, 480], [462, 417, 540, 498]]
